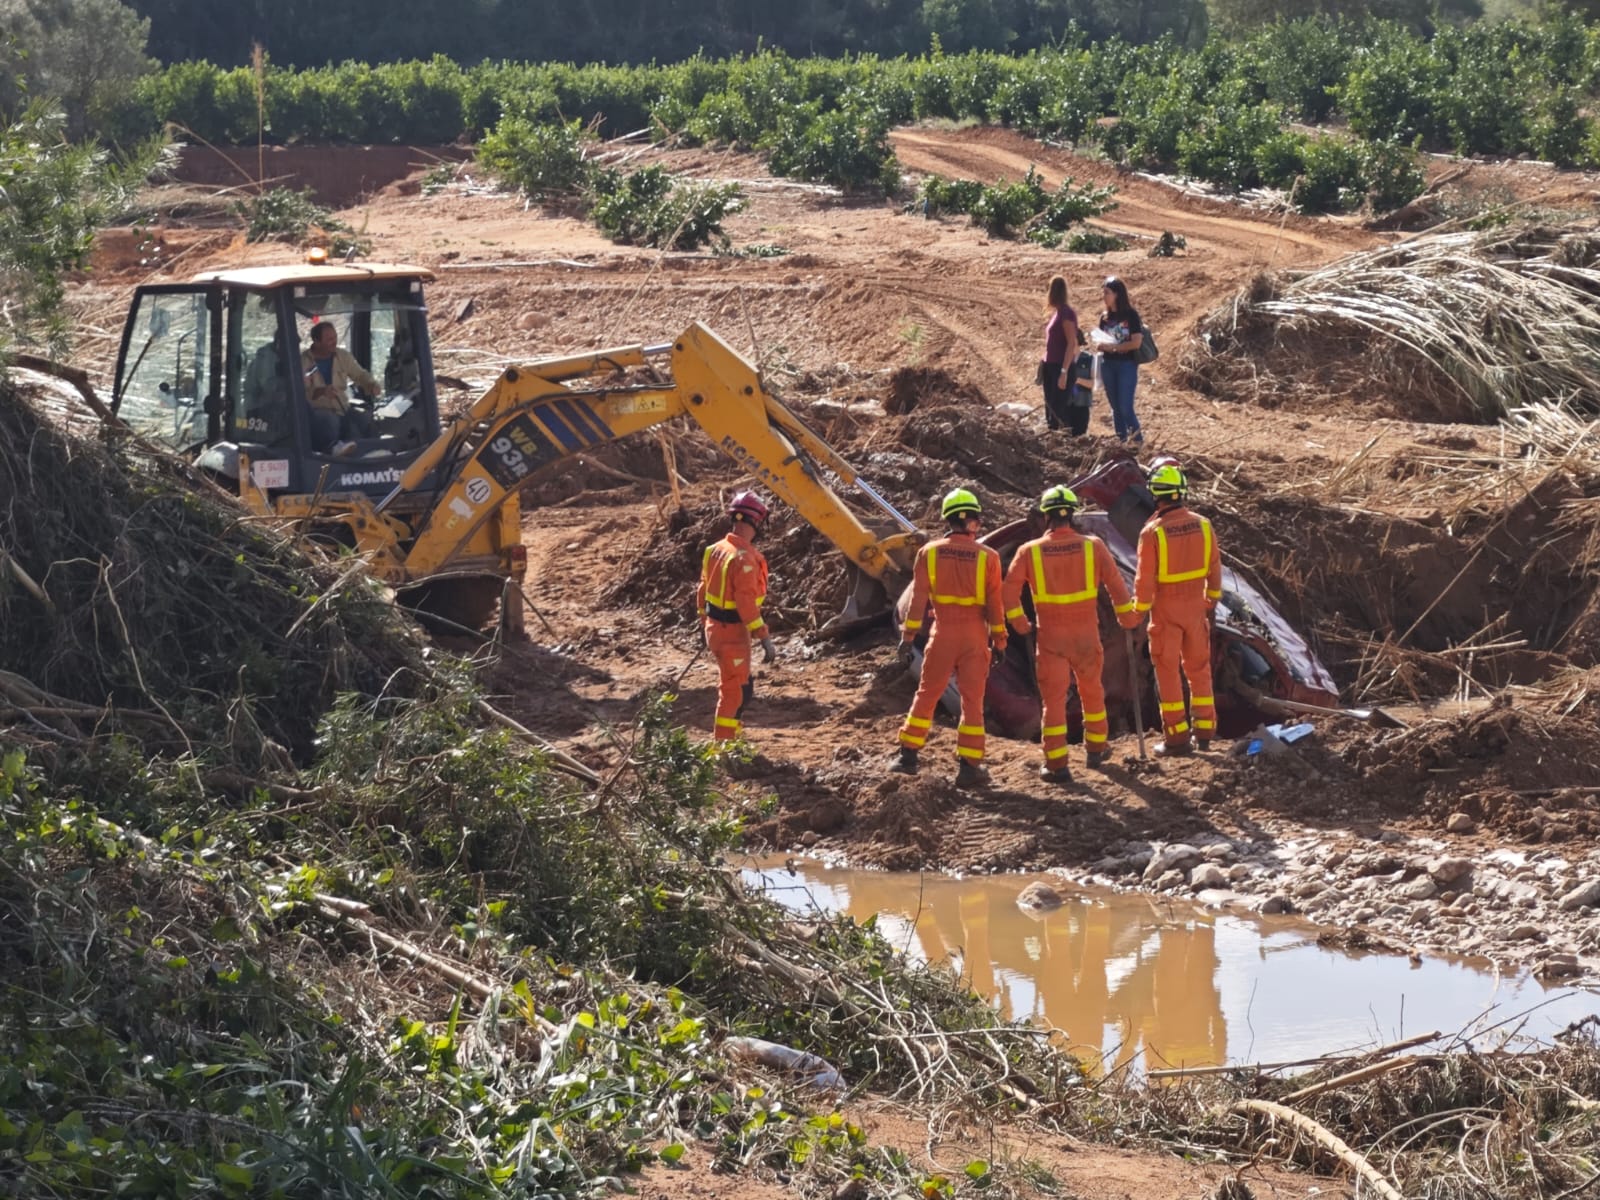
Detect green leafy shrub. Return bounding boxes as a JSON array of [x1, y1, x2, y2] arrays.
[[589, 165, 743, 250], [763, 104, 900, 194], [1359, 138, 1424, 211], [477, 115, 591, 198], [915, 169, 1114, 239], [1296, 136, 1364, 214], [916, 173, 985, 215], [232, 187, 371, 256]]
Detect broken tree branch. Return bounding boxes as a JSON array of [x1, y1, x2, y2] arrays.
[[1231, 1098, 1405, 1200]]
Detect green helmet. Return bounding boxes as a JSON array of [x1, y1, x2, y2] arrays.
[[1149, 463, 1187, 499], [1039, 484, 1080, 515], [940, 487, 982, 520]]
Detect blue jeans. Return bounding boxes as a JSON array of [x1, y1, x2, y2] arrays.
[[1101, 357, 1142, 442]]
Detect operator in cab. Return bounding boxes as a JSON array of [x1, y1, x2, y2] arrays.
[[301, 321, 380, 453], [697, 491, 777, 743], [891, 487, 1006, 789]]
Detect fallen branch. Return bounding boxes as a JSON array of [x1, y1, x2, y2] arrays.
[[312, 895, 558, 1035], [1231, 1098, 1405, 1200], [1148, 1031, 1443, 1080], [476, 698, 601, 785], [1282, 1054, 1438, 1105]]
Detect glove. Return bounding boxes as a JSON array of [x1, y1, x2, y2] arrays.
[[1010, 616, 1033, 636], [1119, 612, 1142, 630], [895, 641, 915, 668], [761, 637, 777, 664], [990, 644, 1006, 668]]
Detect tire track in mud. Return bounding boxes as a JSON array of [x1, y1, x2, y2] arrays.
[[891, 127, 1375, 263]]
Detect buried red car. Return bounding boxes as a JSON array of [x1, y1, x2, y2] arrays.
[[897, 458, 1341, 744]]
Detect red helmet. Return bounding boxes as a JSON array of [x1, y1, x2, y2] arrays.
[[729, 490, 769, 528]]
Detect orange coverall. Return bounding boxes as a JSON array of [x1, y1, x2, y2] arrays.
[[697, 527, 769, 741], [898, 533, 1006, 763], [1133, 504, 1223, 746], [1003, 527, 1137, 767]]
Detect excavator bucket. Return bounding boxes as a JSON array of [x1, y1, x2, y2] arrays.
[[821, 563, 909, 637], [897, 458, 1342, 743]]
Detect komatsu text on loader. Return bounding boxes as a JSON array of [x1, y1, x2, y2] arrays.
[[110, 257, 921, 633]]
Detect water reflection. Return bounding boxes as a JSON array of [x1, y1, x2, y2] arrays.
[[742, 859, 1597, 1075]]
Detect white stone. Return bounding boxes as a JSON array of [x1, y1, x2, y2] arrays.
[[1143, 844, 1202, 881], [1446, 812, 1476, 834], [1189, 864, 1227, 890], [1559, 879, 1600, 912], [1402, 876, 1439, 901], [1428, 857, 1474, 886]]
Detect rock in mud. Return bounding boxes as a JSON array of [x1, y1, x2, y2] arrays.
[[1428, 857, 1473, 886], [1155, 869, 1187, 891], [1017, 881, 1065, 912], [1509, 924, 1544, 941], [1447, 812, 1477, 834], [1402, 875, 1439, 901], [1143, 843, 1202, 881], [1189, 863, 1227, 890], [1559, 879, 1600, 911], [1538, 953, 1582, 979], [1260, 894, 1294, 915]]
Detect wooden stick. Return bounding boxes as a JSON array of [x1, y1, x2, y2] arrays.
[[0, 543, 56, 616], [1282, 1055, 1436, 1104], [313, 897, 559, 1035], [1148, 1031, 1444, 1080], [1231, 1099, 1404, 1200], [476, 698, 601, 785]]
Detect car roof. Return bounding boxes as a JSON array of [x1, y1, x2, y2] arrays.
[[187, 262, 437, 288]]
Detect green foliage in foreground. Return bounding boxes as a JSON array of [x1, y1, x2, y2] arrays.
[[0, 101, 152, 355], [0, 385, 1059, 1195]]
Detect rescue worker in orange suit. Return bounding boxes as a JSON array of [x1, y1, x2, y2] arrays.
[[891, 488, 1007, 788], [1132, 464, 1223, 756], [696, 491, 776, 742], [1003, 485, 1140, 783]]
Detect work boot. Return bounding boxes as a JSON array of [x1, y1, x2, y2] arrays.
[[889, 747, 919, 775], [1086, 749, 1113, 770], [1153, 739, 1193, 758], [1038, 762, 1073, 785], [954, 759, 990, 789], [1196, 738, 1212, 753]]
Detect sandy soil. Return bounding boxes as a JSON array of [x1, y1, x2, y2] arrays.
[[67, 123, 1600, 1200]]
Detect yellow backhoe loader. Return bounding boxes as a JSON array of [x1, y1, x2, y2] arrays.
[[110, 257, 919, 632]]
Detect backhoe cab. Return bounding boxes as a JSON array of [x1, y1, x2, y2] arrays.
[[112, 257, 918, 636]]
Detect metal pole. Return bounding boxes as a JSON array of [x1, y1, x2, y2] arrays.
[[852, 476, 919, 534], [1124, 630, 1147, 760]]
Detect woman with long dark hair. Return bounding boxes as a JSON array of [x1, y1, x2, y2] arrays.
[[1097, 276, 1144, 444], [1038, 275, 1084, 435]]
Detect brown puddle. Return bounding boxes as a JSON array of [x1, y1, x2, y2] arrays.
[[741, 858, 1598, 1076]]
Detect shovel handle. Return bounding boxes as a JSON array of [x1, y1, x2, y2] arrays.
[[1124, 630, 1147, 760]]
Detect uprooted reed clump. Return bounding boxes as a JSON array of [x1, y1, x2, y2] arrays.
[[1180, 221, 1600, 423]]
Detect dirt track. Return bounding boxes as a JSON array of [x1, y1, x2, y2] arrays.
[[74, 125, 1600, 992]]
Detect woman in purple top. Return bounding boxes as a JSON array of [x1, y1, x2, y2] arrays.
[[1097, 276, 1144, 444], [1039, 275, 1084, 434]]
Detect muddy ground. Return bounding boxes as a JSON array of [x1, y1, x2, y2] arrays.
[[67, 126, 1600, 998]]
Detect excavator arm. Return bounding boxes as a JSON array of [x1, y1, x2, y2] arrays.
[[382, 321, 920, 628]]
